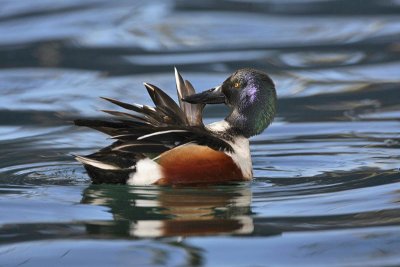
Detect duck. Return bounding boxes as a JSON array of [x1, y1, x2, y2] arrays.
[[74, 68, 277, 186]]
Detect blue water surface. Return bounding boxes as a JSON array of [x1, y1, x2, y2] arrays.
[[0, 1, 400, 266]]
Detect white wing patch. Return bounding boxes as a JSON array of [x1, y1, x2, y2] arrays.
[[127, 158, 163, 185]]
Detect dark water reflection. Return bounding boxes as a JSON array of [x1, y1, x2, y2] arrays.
[[1, 0, 400, 266]]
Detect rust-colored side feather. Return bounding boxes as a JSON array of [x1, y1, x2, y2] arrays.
[[155, 144, 243, 185]]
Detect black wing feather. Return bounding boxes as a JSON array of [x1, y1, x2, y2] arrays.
[[144, 83, 188, 125], [74, 69, 232, 184]]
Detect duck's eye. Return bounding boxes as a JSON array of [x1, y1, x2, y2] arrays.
[[233, 82, 240, 89]]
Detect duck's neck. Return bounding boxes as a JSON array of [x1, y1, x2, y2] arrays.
[[226, 91, 277, 138]]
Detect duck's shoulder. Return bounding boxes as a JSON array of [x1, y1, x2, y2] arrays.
[[206, 120, 231, 132], [198, 120, 255, 180]]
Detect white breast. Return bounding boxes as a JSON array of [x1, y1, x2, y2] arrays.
[[207, 121, 253, 180], [226, 137, 253, 180]]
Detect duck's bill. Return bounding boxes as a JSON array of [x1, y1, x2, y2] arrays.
[[182, 86, 225, 104]]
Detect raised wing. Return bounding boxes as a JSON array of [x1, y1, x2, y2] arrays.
[[174, 68, 204, 127], [74, 69, 233, 183], [75, 69, 232, 152]]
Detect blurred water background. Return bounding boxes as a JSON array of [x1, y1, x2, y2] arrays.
[[0, 0, 400, 266]]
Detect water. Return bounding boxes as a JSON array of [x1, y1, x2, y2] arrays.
[[1, 0, 400, 266]]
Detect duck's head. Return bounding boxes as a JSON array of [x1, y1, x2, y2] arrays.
[[183, 68, 277, 138]]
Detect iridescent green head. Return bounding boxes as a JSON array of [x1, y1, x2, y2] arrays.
[[183, 68, 277, 138]]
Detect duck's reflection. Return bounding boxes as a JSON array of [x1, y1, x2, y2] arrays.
[[81, 184, 254, 237]]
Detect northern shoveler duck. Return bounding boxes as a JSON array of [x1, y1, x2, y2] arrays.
[[74, 68, 277, 185]]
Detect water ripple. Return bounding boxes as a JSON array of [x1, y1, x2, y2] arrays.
[[0, 0, 400, 266]]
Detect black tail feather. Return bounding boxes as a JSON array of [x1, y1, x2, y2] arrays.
[[74, 69, 233, 184], [112, 142, 170, 154], [100, 110, 150, 124], [84, 165, 131, 184]]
